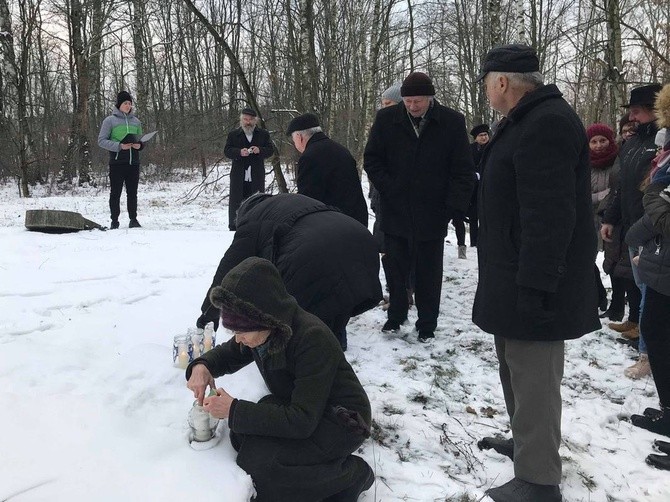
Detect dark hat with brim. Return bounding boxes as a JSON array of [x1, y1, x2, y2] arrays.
[[476, 44, 540, 82], [622, 84, 662, 108], [241, 107, 257, 117], [286, 113, 320, 136], [470, 124, 491, 137]]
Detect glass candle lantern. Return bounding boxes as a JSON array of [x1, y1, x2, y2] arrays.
[[173, 334, 193, 369], [203, 322, 216, 352], [190, 328, 205, 358], [188, 401, 220, 442]]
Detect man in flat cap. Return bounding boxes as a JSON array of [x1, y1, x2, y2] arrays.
[[601, 84, 662, 354], [224, 108, 274, 231], [472, 44, 599, 502], [364, 71, 475, 342], [286, 113, 368, 227]]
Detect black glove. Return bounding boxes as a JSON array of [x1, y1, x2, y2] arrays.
[[332, 405, 371, 438], [516, 286, 555, 327], [196, 313, 219, 331]]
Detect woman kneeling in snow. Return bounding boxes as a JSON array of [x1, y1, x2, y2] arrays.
[[186, 257, 374, 501]]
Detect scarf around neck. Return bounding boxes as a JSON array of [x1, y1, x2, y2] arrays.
[[589, 142, 619, 170]]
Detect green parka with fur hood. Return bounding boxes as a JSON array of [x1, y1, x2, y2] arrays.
[[186, 257, 371, 439]]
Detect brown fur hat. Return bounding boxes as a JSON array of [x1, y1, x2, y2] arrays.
[[655, 83, 670, 130]]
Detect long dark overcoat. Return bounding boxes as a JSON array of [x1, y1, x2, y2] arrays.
[[224, 127, 273, 228], [297, 132, 368, 227], [472, 84, 600, 341], [363, 100, 475, 241], [199, 194, 382, 332]]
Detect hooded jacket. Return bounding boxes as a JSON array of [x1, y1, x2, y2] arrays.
[[187, 257, 371, 439], [97, 108, 144, 167]]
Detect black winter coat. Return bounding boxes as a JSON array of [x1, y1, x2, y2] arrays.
[[603, 121, 659, 233], [200, 194, 382, 331], [224, 127, 273, 227], [364, 100, 475, 241], [472, 84, 600, 341], [297, 132, 368, 227], [189, 257, 371, 439]]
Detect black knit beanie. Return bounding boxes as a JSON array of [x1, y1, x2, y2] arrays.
[[400, 72, 435, 97], [116, 91, 133, 109]]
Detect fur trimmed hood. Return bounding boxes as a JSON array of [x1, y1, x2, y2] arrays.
[[210, 257, 297, 354], [656, 84, 670, 130]]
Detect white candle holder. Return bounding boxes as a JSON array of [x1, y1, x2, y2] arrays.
[[203, 322, 216, 352], [173, 335, 193, 369]]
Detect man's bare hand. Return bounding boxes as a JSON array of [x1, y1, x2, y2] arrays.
[[600, 223, 614, 243]]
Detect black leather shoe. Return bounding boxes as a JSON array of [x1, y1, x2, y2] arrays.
[[653, 439, 670, 455], [110, 220, 120, 229], [477, 436, 514, 460], [599, 308, 624, 321], [382, 319, 405, 333], [486, 478, 561, 502], [129, 219, 142, 228], [418, 331, 435, 342], [646, 453, 670, 471], [631, 409, 670, 438]]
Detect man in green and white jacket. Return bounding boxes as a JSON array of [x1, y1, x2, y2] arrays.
[[98, 90, 144, 229]]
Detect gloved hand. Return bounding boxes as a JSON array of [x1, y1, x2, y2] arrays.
[[196, 314, 219, 331], [516, 286, 555, 327]]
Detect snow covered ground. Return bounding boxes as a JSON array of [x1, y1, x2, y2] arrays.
[[1, 171, 668, 501]]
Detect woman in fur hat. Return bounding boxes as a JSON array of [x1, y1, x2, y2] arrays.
[[186, 257, 374, 501]]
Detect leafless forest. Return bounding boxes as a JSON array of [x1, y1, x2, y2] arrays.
[[1, 0, 668, 197]]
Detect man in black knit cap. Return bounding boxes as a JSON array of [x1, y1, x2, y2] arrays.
[[364, 71, 474, 342]]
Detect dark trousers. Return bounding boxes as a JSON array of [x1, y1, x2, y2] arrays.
[[609, 275, 626, 312], [622, 277, 642, 323], [230, 396, 367, 501], [495, 337, 564, 485], [384, 235, 443, 332], [641, 287, 670, 407], [595, 264, 606, 307], [447, 218, 466, 246], [109, 165, 140, 222]]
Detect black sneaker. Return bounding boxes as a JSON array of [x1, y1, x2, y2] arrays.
[[129, 219, 142, 228], [110, 220, 120, 229], [417, 331, 435, 342], [477, 436, 514, 460], [486, 477, 561, 502]]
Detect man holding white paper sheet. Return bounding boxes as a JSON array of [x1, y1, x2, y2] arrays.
[[98, 90, 149, 229]]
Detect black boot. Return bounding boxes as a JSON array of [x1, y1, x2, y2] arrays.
[[477, 436, 514, 460], [600, 308, 624, 321], [486, 478, 561, 502], [646, 453, 670, 471], [631, 408, 670, 438]]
